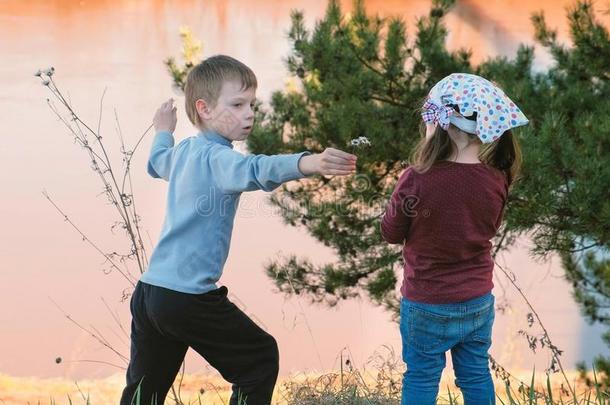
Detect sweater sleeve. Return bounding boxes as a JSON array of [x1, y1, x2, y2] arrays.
[[494, 173, 510, 229], [208, 146, 311, 193], [494, 202, 507, 230], [147, 131, 175, 181], [380, 167, 417, 245]]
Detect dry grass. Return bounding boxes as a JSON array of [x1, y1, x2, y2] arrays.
[[1, 361, 607, 405]]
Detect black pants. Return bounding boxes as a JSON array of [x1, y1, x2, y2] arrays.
[[120, 281, 279, 405]]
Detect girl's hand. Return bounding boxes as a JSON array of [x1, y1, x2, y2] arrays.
[[299, 148, 357, 176], [153, 98, 177, 134]]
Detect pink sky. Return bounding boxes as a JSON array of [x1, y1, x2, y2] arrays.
[[1, 0, 608, 384]]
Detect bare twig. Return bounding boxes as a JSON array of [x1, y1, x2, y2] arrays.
[[44, 73, 147, 272], [493, 258, 576, 398], [100, 296, 130, 342], [48, 297, 129, 365], [73, 381, 88, 402], [115, 109, 152, 271], [42, 189, 137, 286], [64, 359, 126, 370]]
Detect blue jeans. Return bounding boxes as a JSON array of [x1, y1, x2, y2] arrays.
[[400, 292, 496, 405]]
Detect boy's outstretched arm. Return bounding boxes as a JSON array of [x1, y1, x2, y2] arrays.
[[208, 147, 357, 194], [297, 148, 357, 176], [147, 98, 177, 181]]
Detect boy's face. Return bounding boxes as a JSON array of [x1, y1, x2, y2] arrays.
[[197, 80, 256, 142]]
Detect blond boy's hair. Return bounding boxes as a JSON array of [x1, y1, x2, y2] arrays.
[[185, 55, 257, 129]]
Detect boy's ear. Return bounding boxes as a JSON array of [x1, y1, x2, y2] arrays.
[[196, 99, 213, 121]]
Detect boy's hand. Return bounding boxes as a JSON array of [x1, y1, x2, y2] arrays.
[[298, 148, 357, 176], [153, 98, 177, 134]]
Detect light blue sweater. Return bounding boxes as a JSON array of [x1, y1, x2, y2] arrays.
[[140, 129, 309, 294]]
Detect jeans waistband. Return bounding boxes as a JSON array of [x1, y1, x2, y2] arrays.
[[402, 291, 493, 313]]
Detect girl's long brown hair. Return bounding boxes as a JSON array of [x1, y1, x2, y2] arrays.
[[409, 104, 523, 187]]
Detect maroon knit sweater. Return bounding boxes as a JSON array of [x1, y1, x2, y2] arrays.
[[380, 161, 509, 304]]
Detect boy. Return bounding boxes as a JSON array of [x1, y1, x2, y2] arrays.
[[120, 55, 357, 405]]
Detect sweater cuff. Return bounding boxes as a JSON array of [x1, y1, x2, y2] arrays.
[[294, 151, 312, 177], [155, 130, 175, 147]]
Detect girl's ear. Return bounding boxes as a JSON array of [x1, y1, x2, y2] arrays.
[[196, 99, 213, 121], [425, 122, 437, 140]]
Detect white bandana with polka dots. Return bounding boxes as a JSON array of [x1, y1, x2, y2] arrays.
[[422, 73, 529, 143]]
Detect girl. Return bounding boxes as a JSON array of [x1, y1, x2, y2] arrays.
[[380, 73, 529, 405]]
